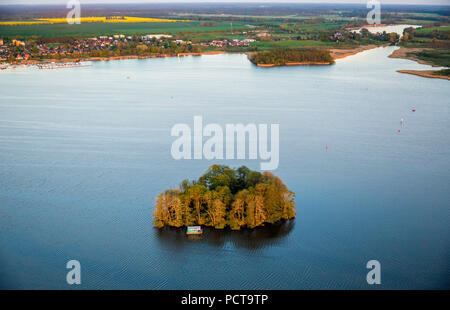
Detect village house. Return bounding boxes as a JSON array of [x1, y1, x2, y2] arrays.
[[205, 39, 252, 47], [256, 31, 270, 38], [141, 34, 173, 40], [12, 39, 26, 47], [330, 32, 343, 41]]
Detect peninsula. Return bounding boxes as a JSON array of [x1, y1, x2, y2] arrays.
[[388, 26, 450, 80], [153, 165, 296, 230]]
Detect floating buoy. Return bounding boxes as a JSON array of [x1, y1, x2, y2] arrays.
[[325, 145, 328, 150], [412, 108, 416, 112], [397, 129, 401, 132]]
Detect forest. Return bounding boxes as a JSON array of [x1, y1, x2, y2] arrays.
[[153, 165, 296, 230], [248, 47, 334, 66]]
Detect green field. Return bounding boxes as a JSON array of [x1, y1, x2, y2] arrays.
[[416, 25, 450, 33], [294, 22, 347, 31], [182, 32, 248, 42], [253, 40, 333, 50], [175, 13, 356, 22], [412, 48, 450, 67], [0, 21, 254, 38]]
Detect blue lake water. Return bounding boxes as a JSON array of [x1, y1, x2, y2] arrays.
[[0, 46, 449, 289]]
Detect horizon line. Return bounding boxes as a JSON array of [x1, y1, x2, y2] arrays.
[[1, 1, 450, 7]]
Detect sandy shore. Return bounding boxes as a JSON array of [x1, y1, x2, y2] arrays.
[[257, 61, 332, 67], [397, 70, 449, 80], [256, 63, 276, 67], [286, 62, 332, 66], [329, 44, 382, 60]]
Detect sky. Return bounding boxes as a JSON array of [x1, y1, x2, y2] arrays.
[[1, 0, 449, 5]]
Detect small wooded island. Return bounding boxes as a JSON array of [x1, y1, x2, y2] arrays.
[[248, 47, 335, 67], [153, 165, 296, 230]]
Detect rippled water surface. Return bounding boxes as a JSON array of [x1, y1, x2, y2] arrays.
[[0, 47, 449, 289]]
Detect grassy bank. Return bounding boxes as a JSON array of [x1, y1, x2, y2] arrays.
[[413, 48, 450, 67]]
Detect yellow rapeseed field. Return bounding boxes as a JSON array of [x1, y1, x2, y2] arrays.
[[0, 16, 189, 26]]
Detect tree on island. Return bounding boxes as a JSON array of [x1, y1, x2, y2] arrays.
[[153, 165, 296, 230], [248, 47, 334, 66]]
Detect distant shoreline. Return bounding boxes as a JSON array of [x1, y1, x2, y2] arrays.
[[0, 51, 227, 68], [4, 45, 447, 80], [257, 61, 332, 67], [87, 50, 226, 62], [7, 45, 381, 69], [0, 45, 391, 69], [389, 47, 449, 80]]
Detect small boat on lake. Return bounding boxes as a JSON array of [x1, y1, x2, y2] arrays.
[[186, 226, 202, 235]]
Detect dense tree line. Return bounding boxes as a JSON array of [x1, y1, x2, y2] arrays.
[[153, 165, 296, 230], [407, 25, 450, 41], [248, 47, 334, 65]]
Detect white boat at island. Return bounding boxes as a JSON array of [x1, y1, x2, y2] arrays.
[[186, 226, 203, 235]]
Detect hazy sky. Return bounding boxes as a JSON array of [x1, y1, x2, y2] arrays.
[[1, 0, 449, 5]]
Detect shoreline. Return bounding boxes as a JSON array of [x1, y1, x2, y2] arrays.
[[396, 70, 450, 80], [388, 46, 438, 66], [389, 47, 449, 80], [0, 50, 227, 68], [257, 61, 332, 67], [83, 51, 227, 63], [329, 44, 384, 60], [1, 45, 384, 69]]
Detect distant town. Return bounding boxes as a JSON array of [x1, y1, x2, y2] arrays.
[[0, 32, 259, 66], [0, 28, 397, 69]]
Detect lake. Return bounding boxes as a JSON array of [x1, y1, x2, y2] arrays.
[[0, 46, 449, 289], [353, 24, 421, 37]]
